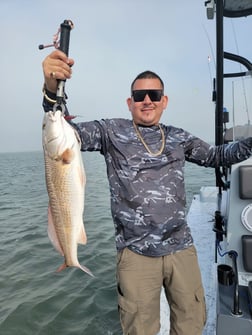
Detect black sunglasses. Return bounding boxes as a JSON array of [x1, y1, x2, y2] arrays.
[[132, 89, 164, 102]]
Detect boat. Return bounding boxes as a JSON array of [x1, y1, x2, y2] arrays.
[[159, 1, 252, 334], [195, 1, 252, 334]]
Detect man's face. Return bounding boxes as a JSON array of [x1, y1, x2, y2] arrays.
[[127, 78, 168, 126]]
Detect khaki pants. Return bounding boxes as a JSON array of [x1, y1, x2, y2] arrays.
[[116, 246, 206, 335]]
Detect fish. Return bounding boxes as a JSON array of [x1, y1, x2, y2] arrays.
[[42, 109, 93, 277]]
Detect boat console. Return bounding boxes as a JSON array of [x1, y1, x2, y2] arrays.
[[205, 1, 252, 334], [216, 159, 252, 334]]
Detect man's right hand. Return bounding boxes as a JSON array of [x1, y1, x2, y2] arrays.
[[42, 50, 74, 93]]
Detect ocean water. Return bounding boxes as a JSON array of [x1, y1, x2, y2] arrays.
[[0, 151, 215, 335]]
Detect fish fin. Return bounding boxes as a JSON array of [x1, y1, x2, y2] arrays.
[[78, 165, 86, 187], [78, 224, 87, 245], [56, 263, 67, 272], [47, 205, 64, 256], [61, 148, 74, 164]]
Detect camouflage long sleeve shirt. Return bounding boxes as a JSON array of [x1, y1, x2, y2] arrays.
[[73, 118, 252, 256], [42, 97, 252, 256]]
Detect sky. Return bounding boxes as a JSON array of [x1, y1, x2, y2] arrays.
[[1, 0, 251, 153]]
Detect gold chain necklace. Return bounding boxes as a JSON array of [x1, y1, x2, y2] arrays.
[[133, 121, 165, 156]]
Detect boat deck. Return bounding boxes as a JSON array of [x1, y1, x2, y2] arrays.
[[159, 186, 218, 335]]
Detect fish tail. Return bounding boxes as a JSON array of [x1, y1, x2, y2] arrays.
[[55, 262, 94, 277], [79, 264, 95, 277]]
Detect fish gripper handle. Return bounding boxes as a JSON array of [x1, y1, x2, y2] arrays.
[[56, 20, 74, 110], [59, 20, 73, 56]]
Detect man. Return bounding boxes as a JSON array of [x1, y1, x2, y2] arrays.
[[42, 50, 252, 335]]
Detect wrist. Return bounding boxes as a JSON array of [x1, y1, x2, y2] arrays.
[[42, 84, 57, 104]]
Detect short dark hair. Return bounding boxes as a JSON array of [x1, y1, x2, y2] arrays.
[[131, 70, 164, 92]]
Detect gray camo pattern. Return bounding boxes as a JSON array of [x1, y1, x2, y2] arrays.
[[74, 118, 252, 256]]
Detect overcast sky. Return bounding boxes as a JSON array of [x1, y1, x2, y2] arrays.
[[1, 0, 251, 153]]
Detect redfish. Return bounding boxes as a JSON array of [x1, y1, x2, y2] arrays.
[[42, 109, 93, 276]]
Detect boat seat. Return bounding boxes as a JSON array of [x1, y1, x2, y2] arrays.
[[242, 235, 252, 272], [239, 165, 252, 199], [248, 281, 252, 314]]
